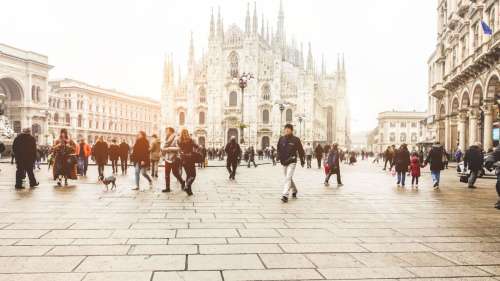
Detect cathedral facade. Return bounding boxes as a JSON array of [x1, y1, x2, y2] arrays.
[[161, 2, 350, 150]]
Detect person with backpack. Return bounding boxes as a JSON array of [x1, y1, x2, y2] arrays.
[[424, 141, 446, 189], [324, 143, 342, 187], [277, 124, 305, 203], [225, 136, 242, 180]]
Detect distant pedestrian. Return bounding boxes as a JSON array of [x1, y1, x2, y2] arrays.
[[131, 131, 153, 191], [225, 136, 241, 180], [149, 134, 161, 178], [424, 141, 446, 189], [119, 139, 130, 175], [314, 144, 324, 169], [52, 129, 77, 187], [394, 144, 410, 187], [108, 139, 120, 174], [463, 142, 484, 189], [277, 124, 305, 203], [304, 142, 313, 168], [76, 139, 91, 176], [246, 146, 257, 168], [324, 143, 342, 187], [178, 128, 197, 196], [12, 128, 38, 189]]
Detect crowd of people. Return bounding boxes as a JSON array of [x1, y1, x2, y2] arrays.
[[4, 123, 500, 208]]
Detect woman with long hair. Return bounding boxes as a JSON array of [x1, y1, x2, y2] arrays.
[[178, 128, 198, 196], [130, 131, 153, 191], [52, 129, 77, 186]]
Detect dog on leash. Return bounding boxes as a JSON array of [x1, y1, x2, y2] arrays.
[[102, 175, 117, 190]]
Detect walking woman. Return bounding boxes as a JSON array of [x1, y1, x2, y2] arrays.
[[410, 151, 421, 188], [394, 143, 410, 187], [52, 129, 77, 186], [178, 128, 197, 196], [92, 136, 108, 180], [162, 127, 184, 193], [131, 131, 153, 191], [324, 143, 342, 187]]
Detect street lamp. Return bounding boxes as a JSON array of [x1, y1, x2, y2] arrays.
[[234, 72, 253, 144], [296, 114, 305, 139], [275, 100, 289, 136]]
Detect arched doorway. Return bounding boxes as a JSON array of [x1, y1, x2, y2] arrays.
[[261, 136, 270, 150], [227, 128, 238, 143], [0, 77, 23, 131]]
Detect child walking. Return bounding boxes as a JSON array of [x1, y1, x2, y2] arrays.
[[410, 152, 421, 188]]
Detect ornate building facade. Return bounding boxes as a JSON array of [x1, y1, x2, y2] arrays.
[[0, 43, 52, 144], [48, 79, 161, 144], [427, 0, 499, 152], [161, 2, 350, 149]]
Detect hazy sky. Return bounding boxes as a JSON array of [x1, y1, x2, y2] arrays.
[[0, 0, 436, 132]]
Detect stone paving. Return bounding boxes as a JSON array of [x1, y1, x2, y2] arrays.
[[0, 160, 498, 281]]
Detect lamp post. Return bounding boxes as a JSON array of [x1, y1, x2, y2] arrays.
[[275, 100, 289, 136], [297, 114, 305, 139], [235, 72, 253, 144]]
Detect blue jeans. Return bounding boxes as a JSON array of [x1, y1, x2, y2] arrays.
[[431, 170, 441, 186], [396, 172, 406, 186], [134, 163, 152, 188]]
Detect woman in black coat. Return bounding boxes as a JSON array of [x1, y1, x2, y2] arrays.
[[394, 144, 410, 187]]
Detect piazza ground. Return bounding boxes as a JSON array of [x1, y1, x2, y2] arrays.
[[0, 159, 498, 281]]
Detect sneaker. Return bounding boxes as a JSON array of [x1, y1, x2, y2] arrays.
[[149, 182, 153, 189], [324, 182, 329, 187], [338, 183, 343, 187], [162, 188, 171, 193], [292, 192, 297, 198], [281, 196, 288, 203], [185, 187, 193, 196], [30, 182, 39, 188], [468, 185, 476, 189], [131, 187, 139, 191], [433, 182, 438, 188], [434, 185, 440, 190], [15, 185, 24, 190], [415, 185, 418, 189]]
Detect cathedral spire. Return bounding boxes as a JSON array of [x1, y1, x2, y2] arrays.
[[245, 3, 250, 35], [188, 31, 195, 73], [306, 42, 313, 73], [337, 53, 341, 74], [209, 7, 215, 40], [321, 54, 326, 76], [300, 42, 304, 68], [252, 2, 258, 35], [217, 6, 223, 40], [266, 21, 269, 42], [261, 12, 264, 37], [276, 0, 284, 41], [177, 65, 181, 86]]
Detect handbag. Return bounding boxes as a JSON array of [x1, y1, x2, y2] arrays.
[[459, 172, 469, 183]]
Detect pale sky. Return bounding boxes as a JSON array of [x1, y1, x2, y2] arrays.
[[0, 0, 436, 132]]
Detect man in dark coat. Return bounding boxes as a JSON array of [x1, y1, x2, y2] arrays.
[[225, 136, 242, 180], [324, 143, 342, 186], [424, 142, 445, 189], [119, 139, 130, 175], [314, 144, 324, 169], [12, 128, 38, 189], [464, 143, 484, 189], [277, 124, 305, 203], [92, 136, 108, 180]]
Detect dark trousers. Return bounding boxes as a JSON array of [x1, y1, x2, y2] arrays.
[[16, 164, 37, 187], [496, 174, 500, 197], [325, 168, 342, 184], [412, 176, 419, 185], [165, 161, 184, 189], [111, 160, 118, 174], [120, 157, 128, 174], [316, 157, 322, 169], [306, 155, 312, 168], [383, 159, 391, 170], [97, 164, 105, 179], [182, 161, 196, 189], [247, 159, 257, 168], [78, 156, 88, 176], [227, 158, 238, 179]]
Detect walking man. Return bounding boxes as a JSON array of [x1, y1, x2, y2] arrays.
[[225, 136, 241, 180], [246, 146, 257, 168], [12, 128, 38, 189], [464, 142, 484, 189], [424, 141, 445, 189], [92, 136, 108, 181], [314, 144, 324, 169], [161, 127, 184, 192], [76, 138, 91, 176], [109, 139, 120, 174], [119, 139, 130, 175], [277, 124, 305, 203]]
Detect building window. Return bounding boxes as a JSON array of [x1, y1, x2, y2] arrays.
[[389, 133, 395, 142], [229, 91, 238, 106], [411, 122, 417, 128], [54, 113, 59, 123], [262, 109, 270, 124], [411, 133, 418, 143], [262, 84, 270, 101], [199, 87, 207, 103], [78, 115, 82, 127], [400, 122, 406, 128], [390, 122, 396, 128], [461, 36, 468, 59], [229, 51, 239, 78], [179, 112, 185, 126], [285, 109, 293, 123], [199, 111, 205, 125], [65, 113, 70, 126], [400, 133, 406, 142]]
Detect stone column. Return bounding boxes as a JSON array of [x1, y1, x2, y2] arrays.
[[444, 115, 451, 151], [468, 108, 479, 146], [482, 100, 494, 150], [458, 110, 467, 152]]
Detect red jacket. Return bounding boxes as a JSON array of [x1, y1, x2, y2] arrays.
[[75, 143, 92, 157], [410, 156, 421, 177]]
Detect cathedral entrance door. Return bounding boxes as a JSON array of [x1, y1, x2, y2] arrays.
[[261, 136, 270, 150], [227, 128, 238, 143]]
